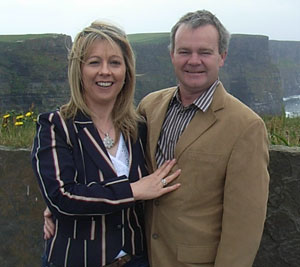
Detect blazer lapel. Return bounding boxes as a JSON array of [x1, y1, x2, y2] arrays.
[[147, 87, 176, 169], [175, 108, 216, 159], [124, 133, 134, 177], [175, 83, 227, 159], [74, 113, 117, 178]]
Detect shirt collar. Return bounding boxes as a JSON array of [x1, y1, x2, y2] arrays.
[[171, 79, 219, 112]]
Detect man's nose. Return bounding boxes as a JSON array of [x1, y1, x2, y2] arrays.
[[188, 53, 202, 65]]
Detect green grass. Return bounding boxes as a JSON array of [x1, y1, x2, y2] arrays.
[[128, 32, 169, 44], [0, 34, 61, 42], [1, 110, 300, 149], [0, 111, 36, 148], [263, 114, 300, 146]]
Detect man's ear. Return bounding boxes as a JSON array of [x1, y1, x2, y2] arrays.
[[219, 51, 227, 67], [170, 50, 175, 62]]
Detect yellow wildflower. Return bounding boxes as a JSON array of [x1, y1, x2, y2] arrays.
[[25, 112, 33, 117], [3, 114, 10, 119], [15, 121, 24, 126], [16, 115, 25, 120]]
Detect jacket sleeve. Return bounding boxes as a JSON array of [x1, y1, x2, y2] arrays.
[[31, 111, 136, 218], [214, 118, 270, 267]]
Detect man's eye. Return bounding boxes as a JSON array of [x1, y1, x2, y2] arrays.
[[201, 51, 212, 55]]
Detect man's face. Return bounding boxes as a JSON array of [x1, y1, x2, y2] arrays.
[[171, 24, 226, 99]]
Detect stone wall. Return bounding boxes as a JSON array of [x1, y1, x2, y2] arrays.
[[254, 146, 300, 267], [0, 146, 299, 267], [0, 146, 44, 266]]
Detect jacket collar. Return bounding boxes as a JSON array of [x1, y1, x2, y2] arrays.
[[72, 111, 118, 177], [148, 83, 227, 165], [175, 82, 227, 159]]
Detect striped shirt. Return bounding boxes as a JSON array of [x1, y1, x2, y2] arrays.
[[156, 80, 219, 167]]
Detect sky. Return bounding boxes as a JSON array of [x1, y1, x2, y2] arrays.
[[1, 0, 299, 41]]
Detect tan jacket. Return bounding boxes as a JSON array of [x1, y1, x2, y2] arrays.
[[138, 83, 269, 267]]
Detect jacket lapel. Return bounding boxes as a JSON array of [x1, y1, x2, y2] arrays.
[[175, 83, 227, 159], [74, 112, 117, 178], [124, 133, 133, 176], [175, 108, 216, 158], [147, 87, 176, 169]]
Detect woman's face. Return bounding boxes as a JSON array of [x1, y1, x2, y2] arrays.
[[81, 39, 126, 110]]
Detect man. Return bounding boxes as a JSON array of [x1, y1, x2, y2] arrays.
[[138, 10, 269, 267]]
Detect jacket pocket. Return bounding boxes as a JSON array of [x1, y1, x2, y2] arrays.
[[177, 243, 218, 264]]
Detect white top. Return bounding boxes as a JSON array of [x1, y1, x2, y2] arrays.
[[109, 134, 129, 177], [108, 134, 129, 259]]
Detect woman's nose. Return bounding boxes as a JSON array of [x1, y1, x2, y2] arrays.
[[98, 62, 111, 75]]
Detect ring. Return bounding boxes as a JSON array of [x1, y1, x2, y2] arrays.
[[161, 178, 167, 187]]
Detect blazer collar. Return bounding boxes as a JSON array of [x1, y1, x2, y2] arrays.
[[148, 87, 176, 168], [73, 111, 133, 179], [175, 82, 227, 159], [148, 83, 227, 164], [210, 82, 227, 112]]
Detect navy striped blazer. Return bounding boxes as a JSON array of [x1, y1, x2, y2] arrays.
[[31, 110, 148, 267]]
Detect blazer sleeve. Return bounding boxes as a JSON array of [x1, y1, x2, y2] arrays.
[[214, 118, 270, 267], [31, 112, 136, 218]]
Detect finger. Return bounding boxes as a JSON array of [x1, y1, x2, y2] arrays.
[[157, 159, 176, 177], [44, 222, 53, 236], [44, 218, 55, 235], [160, 183, 181, 195], [44, 207, 52, 217], [43, 225, 51, 240], [164, 169, 181, 184], [154, 160, 171, 176]]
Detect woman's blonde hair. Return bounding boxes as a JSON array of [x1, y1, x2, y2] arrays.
[[60, 21, 141, 141]]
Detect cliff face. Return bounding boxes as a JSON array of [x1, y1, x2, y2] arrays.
[[132, 34, 284, 115], [269, 40, 300, 97], [0, 33, 297, 115], [131, 36, 176, 102], [0, 34, 71, 114], [220, 35, 283, 115]]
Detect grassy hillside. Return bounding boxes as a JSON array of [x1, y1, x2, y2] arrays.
[[0, 34, 62, 42], [128, 32, 169, 44], [0, 34, 71, 113], [129, 32, 176, 102]]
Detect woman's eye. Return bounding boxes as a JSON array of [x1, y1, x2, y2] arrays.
[[111, 60, 121, 65], [89, 61, 99, 65]]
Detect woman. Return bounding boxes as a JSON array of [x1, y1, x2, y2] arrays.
[[31, 21, 181, 267]]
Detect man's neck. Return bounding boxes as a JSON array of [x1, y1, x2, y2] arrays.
[[178, 80, 219, 107], [179, 88, 207, 107]]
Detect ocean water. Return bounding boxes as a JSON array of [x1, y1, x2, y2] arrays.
[[283, 95, 300, 117]]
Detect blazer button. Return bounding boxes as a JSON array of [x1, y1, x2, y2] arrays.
[[154, 200, 159, 206], [152, 233, 159, 239], [117, 224, 122, 229]]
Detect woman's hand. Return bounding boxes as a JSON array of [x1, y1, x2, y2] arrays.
[[43, 207, 55, 240], [130, 159, 181, 200], [42, 160, 180, 236]]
